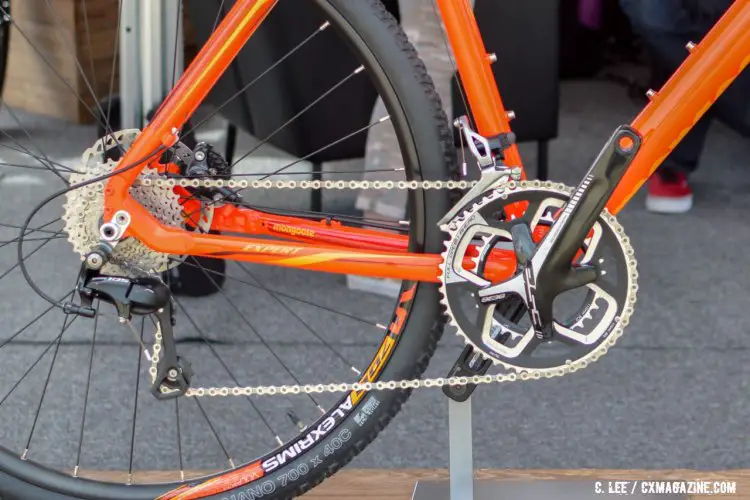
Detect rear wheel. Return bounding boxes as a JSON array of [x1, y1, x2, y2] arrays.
[[0, 0, 455, 498]]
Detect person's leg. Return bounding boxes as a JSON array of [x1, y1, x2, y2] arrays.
[[618, 0, 730, 212], [711, 68, 750, 138]]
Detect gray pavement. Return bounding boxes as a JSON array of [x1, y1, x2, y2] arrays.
[[0, 78, 748, 477]]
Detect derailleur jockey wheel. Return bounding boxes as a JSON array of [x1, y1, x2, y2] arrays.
[[439, 181, 638, 373]]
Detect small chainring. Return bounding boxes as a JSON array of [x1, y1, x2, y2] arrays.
[[62, 129, 212, 275], [439, 181, 638, 373]]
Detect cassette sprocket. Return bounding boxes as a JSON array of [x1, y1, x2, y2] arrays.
[[62, 129, 211, 275], [438, 181, 638, 373]]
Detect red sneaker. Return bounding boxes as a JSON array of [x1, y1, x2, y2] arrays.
[[645, 170, 693, 214]]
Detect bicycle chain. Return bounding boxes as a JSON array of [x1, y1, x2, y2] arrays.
[[128, 175, 637, 399], [137, 176, 479, 191]]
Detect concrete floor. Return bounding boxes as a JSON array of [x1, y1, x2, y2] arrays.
[[0, 77, 748, 478]]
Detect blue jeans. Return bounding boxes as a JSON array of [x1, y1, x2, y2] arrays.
[[620, 0, 750, 175]]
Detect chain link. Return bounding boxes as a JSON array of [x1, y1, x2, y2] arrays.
[[137, 177, 478, 191], [148, 322, 162, 385]]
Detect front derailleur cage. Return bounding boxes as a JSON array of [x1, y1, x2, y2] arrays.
[[441, 116, 523, 226]]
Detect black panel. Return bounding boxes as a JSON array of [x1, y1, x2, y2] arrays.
[[452, 0, 560, 143], [185, 0, 401, 163]]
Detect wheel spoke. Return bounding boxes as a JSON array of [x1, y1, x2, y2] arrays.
[[173, 258, 385, 330], [73, 301, 98, 478], [100, 0, 125, 144], [209, 0, 229, 35], [0, 291, 73, 351], [79, 0, 98, 93], [0, 128, 72, 182], [235, 262, 361, 375], [171, 297, 285, 446], [0, 7, 108, 133], [185, 21, 330, 137], [175, 399, 185, 482], [0, 218, 62, 252], [0, 234, 66, 245], [187, 257, 326, 412], [0, 105, 70, 184], [39, 0, 123, 150], [2, 228, 66, 282], [77, 0, 125, 147], [231, 64, 365, 168], [0, 221, 61, 236], [0, 143, 81, 174], [194, 398, 235, 470], [127, 318, 145, 485], [0, 160, 80, 174], [0, 316, 77, 409], [20, 313, 76, 460], [259, 116, 391, 180]]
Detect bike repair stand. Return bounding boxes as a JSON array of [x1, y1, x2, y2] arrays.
[[119, 0, 184, 129], [412, 346, 687, 500], [412, 346, 495, 500]]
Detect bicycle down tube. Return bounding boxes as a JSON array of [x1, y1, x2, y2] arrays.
[[104, 0, 750, 284]]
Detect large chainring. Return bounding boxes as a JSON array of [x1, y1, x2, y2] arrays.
[[62, 129, 211, 275], [439, 180, 638, 373]]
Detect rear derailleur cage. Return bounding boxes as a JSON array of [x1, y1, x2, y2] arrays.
[[63, 250, 192, 400]]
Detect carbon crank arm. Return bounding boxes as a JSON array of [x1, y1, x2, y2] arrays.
[[535, 125, 641, 271], [443, 345, 491, 402]]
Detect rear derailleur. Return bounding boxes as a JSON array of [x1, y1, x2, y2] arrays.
[[63, 246, 192, 401]]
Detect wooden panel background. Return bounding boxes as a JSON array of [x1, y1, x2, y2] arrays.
[[303, 469, 750, 499], [80, 469, 750, 499], [4, 0, 117, 122], [4, 0, 197, 123]]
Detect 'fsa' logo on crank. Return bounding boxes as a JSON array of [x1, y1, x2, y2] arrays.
[[523, 264, 544, 339], [480, 293, 506, 303], [261, 396, 354, 473]]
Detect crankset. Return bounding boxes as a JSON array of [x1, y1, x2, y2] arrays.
[[440, 125, 641, 373]]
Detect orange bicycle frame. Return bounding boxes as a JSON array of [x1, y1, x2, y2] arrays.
[[104, 0, 750, 285]]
